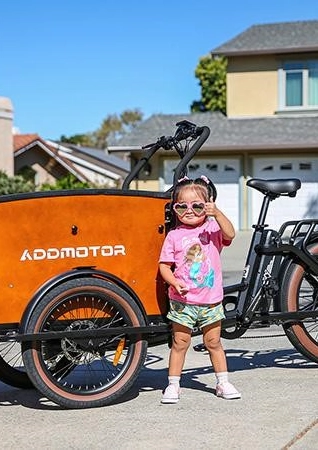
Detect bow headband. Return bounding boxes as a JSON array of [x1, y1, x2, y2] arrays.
[[177, 175, 210, 184]]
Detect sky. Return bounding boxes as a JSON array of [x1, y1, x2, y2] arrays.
[[1, 0, 317, 140]]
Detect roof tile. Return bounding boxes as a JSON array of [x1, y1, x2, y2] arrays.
[[13, 134, 40, 151], [211, 20, 318, 55]]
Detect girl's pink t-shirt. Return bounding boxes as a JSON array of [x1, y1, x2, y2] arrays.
[[159, 218, 231, 305]]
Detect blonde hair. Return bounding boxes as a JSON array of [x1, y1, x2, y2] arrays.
[[172, 177, 216, 203], [176, 184, 208, 202]]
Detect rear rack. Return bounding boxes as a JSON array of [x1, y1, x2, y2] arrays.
[[278, 219, 318, 246], [258, 219, 318, 275]]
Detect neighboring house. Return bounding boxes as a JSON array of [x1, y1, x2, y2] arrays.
[[0, 99, 130, 189], [14, 134, 87, 185], [109, 20, 318, 230], [13, 135, 130, 188], [46, 140, 130, 187]]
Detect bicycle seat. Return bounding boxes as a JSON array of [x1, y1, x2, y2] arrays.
[[247, 178, 301, 197]]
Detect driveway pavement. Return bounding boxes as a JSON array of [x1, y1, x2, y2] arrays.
[[0, 232, 317, 449], [0, 328, 317, 449]]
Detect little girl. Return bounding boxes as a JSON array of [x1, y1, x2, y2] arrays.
[[159, 176, 241, 403]]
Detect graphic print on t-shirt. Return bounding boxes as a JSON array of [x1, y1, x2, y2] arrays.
[[184, 240, 214, 288]]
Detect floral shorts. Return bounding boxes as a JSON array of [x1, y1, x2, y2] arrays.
[[167, 300, 225, 330]]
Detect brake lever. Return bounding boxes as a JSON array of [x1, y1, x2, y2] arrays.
[[143, 135, 176, 150]]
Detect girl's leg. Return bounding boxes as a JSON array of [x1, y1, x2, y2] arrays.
[[202, 321, 227, 373], [203, 321, 241, 399], [168, 322, 192, 376], [161, 323, 191, 404]]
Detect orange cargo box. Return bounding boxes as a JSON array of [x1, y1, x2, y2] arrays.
[[0, 189, 170, 324]]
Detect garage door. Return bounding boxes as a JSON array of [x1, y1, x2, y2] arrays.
[[163, 157, 240, 229], [251, 157, 318, 229]]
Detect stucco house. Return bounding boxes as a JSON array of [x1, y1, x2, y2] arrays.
[[109, 20, 318, 230], [0, 97, 129, 189]]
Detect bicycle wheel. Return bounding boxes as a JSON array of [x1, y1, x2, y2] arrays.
[[22, 277, 148, 409], [0, 339, 33, 388], [281, 242, 318, 364]]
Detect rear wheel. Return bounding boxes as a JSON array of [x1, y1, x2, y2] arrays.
[[22, 277, 148, 408], [281, 243, 318, 364]]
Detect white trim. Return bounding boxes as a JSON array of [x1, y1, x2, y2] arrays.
[[107, 145, 142, 151], [58, 150, 120, 180], [46, 140, 72, 153]]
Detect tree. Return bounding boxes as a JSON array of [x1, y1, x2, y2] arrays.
[[40, 174, 92, 191], [59, 133, 95, 147], [0, 170, 34, 195], [191, 55, 227, 114], [60, 109, 143, 149]]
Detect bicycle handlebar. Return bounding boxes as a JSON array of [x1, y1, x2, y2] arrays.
[[172, 125, 210, 185], [122, 121, 210, 190]]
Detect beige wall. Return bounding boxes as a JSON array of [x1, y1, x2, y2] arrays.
[[227, 55, 278, 117], [128, 152, 161, 190], [130, 179, 160, 191], [32, 163, 56, 185], [0, 97, 14, 176]]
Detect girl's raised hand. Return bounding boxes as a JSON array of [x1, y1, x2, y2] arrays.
[[205, 196, 218, 217]]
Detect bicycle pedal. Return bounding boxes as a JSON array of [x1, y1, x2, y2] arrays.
[[193, 343, 207, 352]]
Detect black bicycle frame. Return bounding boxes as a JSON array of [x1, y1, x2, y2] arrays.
[[222, 190, 318, 329]]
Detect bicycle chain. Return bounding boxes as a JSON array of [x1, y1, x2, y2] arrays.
[[239, 333, 285, 339]]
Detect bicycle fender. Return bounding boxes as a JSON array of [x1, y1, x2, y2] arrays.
[[19, 267, 148, 333], [277, 239, 318, 311]]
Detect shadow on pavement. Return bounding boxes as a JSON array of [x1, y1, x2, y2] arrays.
[[0, 346, 314, 410]]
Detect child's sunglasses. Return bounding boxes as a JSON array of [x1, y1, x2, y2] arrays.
[[173, 201, 206, 217]]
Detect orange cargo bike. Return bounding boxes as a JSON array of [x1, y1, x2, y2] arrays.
[[0, 120, 317, 409]]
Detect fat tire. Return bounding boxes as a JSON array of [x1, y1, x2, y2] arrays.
[[281, 242, 318, 364], [22, 277, 148, 408], [0, 346, 33, 388]]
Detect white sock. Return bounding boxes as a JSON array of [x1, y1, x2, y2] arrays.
[[215, 371, 228, 385], [168, 376, 180, 387]]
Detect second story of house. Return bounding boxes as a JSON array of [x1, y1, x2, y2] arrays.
[[109, 20, 318, 230], [211, 20, 318, 118]]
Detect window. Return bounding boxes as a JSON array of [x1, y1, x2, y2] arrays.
[[224, 165, 235, 171], [280, 60, 318, 110], [299, 162, 312, 170], [206, 163, 218, 171], [188, 163, 200, 171], [280, 163, 292, 170]]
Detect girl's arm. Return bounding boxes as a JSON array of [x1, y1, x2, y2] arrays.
[[205, 199, 235, 241], [159, 262, 188, 296]]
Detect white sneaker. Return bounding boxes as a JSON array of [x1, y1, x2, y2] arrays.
[[161, 384, 181, 404], [216, 382, 241, 400]]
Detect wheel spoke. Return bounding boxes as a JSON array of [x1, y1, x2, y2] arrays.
[[0, 338, 32, 388], [22, 278, 147, 408], [282, 243, 318, 363]]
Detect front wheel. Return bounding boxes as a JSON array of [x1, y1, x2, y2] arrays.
[[22, 277, 148, 408], [0, 339, 33, 388], [281, 242, 318, 364]]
